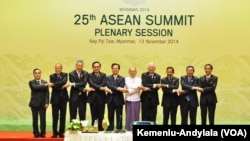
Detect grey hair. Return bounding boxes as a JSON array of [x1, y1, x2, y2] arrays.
[[75, 59, 84, 65]]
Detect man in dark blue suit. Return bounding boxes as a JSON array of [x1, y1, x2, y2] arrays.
[[106, 63, 126, 131], [87, 61, 108, 131], [68, 59, 89, 122], [49, 63, 69, 138], [193, 64, 218, 125], [179, 65, 199, 125]]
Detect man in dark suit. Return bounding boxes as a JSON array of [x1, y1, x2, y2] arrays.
[[68, 59, 89, 122], [28, 68, 52, 138], [179, 65, 199, 125], [141, 62, 161, 124], [161, 66, 179, 125], [87, 61, 108, 131], [106, 63, 126, 131], [49, 63, 69, 138], [193, 64, 218, 125]]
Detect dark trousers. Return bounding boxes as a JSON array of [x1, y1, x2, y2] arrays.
[[107, 100, 123, 130], [69, 98, 86, 122], [141, 99, 157, 123], [89, 100, 105, 130], [31, 107, 46, 136], [163, 105, 178, 125], [200, 102, 216, 125], [180, 101, 197, 125], [51, 101, 67, 135]]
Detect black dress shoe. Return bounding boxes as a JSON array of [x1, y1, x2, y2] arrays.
[[51, 134, 57, 138], [98, 128, 104, 131], [40, 133, 46, 138], [106, 127, 113, 131], [59, 134, 64, 138], [34, 134, 39, 138]]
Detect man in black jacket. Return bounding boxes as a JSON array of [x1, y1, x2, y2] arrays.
[[28, 68, 52, 138], [50, 63, 69, 138]]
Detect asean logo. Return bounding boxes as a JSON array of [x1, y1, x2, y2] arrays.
[[123, 0, 146, 6]]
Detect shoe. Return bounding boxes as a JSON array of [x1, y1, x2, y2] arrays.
[[59, 134, 64, 138], [40, 133, 46, 138], [106, 127, 113, 131], [98, 128, 104, 131], [34, 134, 39, 138], [34, 132, 40, 138], [51, 134, 57, 138]]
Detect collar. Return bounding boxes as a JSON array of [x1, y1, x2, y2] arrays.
[[76, 70, 81, 74]]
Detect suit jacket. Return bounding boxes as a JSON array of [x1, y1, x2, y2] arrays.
[[87, 72, 107, 104], [141, 72, 161, 106], [179, 75, 199, 108], [50, 72, 69, 105], [29, 79, 49, 107], [69, 70, 88, 102], [199, 75, 218, 104], [161, 76, 179, 107], [106, 74, 125, 106]]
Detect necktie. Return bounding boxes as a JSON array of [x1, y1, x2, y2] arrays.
[[188, 77, 191, 83], [37, 80, 41, 85], [78, 72, 81, 79], [150, 74, 154, 79], [95, 73, 99, 78], [168, 77, 171, 81], [57, 75, 60, 79], [114, 76, 117, 85], [186, 77, 191, 101], [206, 76, 209, 82]]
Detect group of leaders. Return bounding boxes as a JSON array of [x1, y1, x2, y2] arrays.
[[28, 59, 218, 138]]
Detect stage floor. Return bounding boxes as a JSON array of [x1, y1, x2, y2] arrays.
[[0, 132, 63, 141]]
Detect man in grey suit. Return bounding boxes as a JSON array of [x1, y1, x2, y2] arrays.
[[28, 68, 52, 138], [193, 64, 218, 125], [179, 65, 199, 125]]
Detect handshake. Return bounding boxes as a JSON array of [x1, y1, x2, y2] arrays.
[[117, 86, 152, 93], [192, 86, 204, 92], [171, 87, 204, 95], [85, 87, 112, 94]]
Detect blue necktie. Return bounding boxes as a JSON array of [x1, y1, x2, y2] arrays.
[[186, 77, 191, 101], [188, 77, 191, 83]]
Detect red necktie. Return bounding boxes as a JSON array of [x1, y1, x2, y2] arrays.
[[206, 76, 209, 82]]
